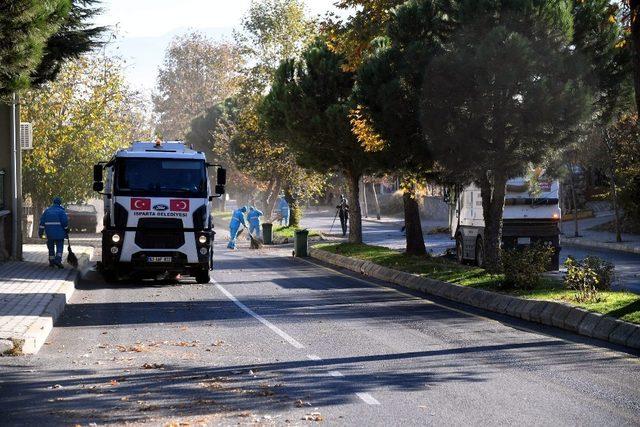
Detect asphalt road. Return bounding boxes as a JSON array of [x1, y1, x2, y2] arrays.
[[1, 242, 639, 425], [301, 210, 640, 293]]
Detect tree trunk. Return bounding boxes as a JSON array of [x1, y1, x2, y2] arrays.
[[480, 172, 507, 273], [266, 178, 281, 221], [34, 199, 45, 237], [346, 170, 363, 243], [567, 163, 580, 237], [284, 186, 300, 228], [361, 178, 369, 218], [403, 186, 426, 255], [608, 158, 623, 243], [262, 178, 274, 214], [631, 0, 640, 115], [371, 182, 381, 220]]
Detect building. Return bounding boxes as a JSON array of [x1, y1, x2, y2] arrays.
[[0, 99, 23, 261]]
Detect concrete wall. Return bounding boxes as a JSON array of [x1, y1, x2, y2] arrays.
[[423, 196, 449, 221], [0, 101, 22, 260]]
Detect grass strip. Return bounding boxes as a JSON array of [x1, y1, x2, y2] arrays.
[[316, 242, 640, 324], [273, 226, 320, 241]]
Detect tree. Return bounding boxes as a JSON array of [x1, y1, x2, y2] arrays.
[[421, 0, 589, 272], [627, 0, 640, 114], [263, 39, 374, 242], [0, 0, 105, 97], [30, 0, 107, 86], [153, 32, 240, 140], [559, 0, 632, 238], [22, 54, 150, 217], [228, 0, 321, 223], [323, 0, 406, 70], [0, 0, 71, 96], [235, 0, 316, 93], [354, 0, 455, 255], [186, 99, 257, 210]]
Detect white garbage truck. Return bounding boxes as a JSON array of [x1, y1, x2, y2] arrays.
[[92, 140, 226, 283], [449, 175, 561, 270]]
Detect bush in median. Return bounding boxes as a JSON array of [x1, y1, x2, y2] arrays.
[[502, 243, 555, 290]]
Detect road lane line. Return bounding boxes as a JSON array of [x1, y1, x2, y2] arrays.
[[356, 392, 381, 405], [329, 371, 344, 377], [307, 354, 322, 361], [214, 282, 305, 349]]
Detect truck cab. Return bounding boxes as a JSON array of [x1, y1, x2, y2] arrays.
[[93, 140, 226, 283], [449, 175, 561, 270]]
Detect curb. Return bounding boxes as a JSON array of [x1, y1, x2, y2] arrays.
[[309, 247, 640, 351], [560, 236, 640, 255], [1, 250, 93, 356]]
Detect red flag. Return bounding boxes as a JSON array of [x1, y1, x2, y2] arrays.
[[171, 199, 190, 212], [131, 198, 151, 210]]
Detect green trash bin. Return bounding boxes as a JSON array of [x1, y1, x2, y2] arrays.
[[294, 229, 309, 257], [262, 223, 273, 245]]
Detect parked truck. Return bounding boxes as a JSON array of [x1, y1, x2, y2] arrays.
[[92, 140, 226, 283], [449, 175, 561, 270]]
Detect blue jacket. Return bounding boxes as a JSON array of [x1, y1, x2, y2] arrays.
[[278, 198, 289, 213], [247, 209, 263, 225], [229, 208, 247, 227], [39, 205, 69, 240]]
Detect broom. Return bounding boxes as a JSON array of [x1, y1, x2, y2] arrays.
[[66, 237, 78, 268]]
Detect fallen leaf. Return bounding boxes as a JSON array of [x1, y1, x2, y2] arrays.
[[109, 379, 119, 386], [142, 363, 164, 370], [302, 412, 323, 421]]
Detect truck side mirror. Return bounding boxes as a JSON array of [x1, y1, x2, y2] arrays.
[[93, 164, 103, 182], [93, 181, 104, 192], [215, 184, 225, 195], [217, 168, 226, 186]]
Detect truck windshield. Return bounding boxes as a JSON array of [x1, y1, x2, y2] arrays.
[[114, 158, 207, 197]]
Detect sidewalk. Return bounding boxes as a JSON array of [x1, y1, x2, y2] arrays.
[[0, 244, 93, 355], [561, 213, 640, 255]]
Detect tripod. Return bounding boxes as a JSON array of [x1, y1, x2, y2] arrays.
[[329, 208, 339, 233]]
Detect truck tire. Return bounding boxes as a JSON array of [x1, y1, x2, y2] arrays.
[[103, 269, 118, 283], [195, 270, 210, 284], [475, 237, 485, 268], [455, 233, 464, 264]]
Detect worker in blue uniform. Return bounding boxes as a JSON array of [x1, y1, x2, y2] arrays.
[[278, 197, 290, 226], [38, 197, 69, 268], [227, 206, 247, 249], [247, 206, 263, 238]]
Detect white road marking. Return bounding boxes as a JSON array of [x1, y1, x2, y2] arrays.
[[356, 392, 381, 405], [307, 354, 322, 361], [214, 282, 305, 349], [329, 371, 344, 377]]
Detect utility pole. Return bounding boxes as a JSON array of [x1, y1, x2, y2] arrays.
[[10, 93, 18, 259]]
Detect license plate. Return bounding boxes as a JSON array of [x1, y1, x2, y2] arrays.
[[517, 237, 531, 245], [147, 256, 172, 263]]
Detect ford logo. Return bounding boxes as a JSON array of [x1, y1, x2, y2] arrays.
[[153, 204, 168, 211]]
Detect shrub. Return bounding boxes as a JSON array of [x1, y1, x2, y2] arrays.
[[581, 256, 614, 290], [502, 243, 555, 290], [563, 257, 607, 302]]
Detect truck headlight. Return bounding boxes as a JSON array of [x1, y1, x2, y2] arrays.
[[112, 233, 121, 243], [199, 247, 208, 255], [110, 246, 119, 254], [198, 235, 207, 244]]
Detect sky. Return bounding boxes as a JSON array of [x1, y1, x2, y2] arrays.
[[94, 0, 342, 93]]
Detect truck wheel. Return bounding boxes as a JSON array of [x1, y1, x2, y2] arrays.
[[455, 234, 464, 263], [475, 237, 485, 268], [103, 270, 118, 283], [195, 270, 210, 284]]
